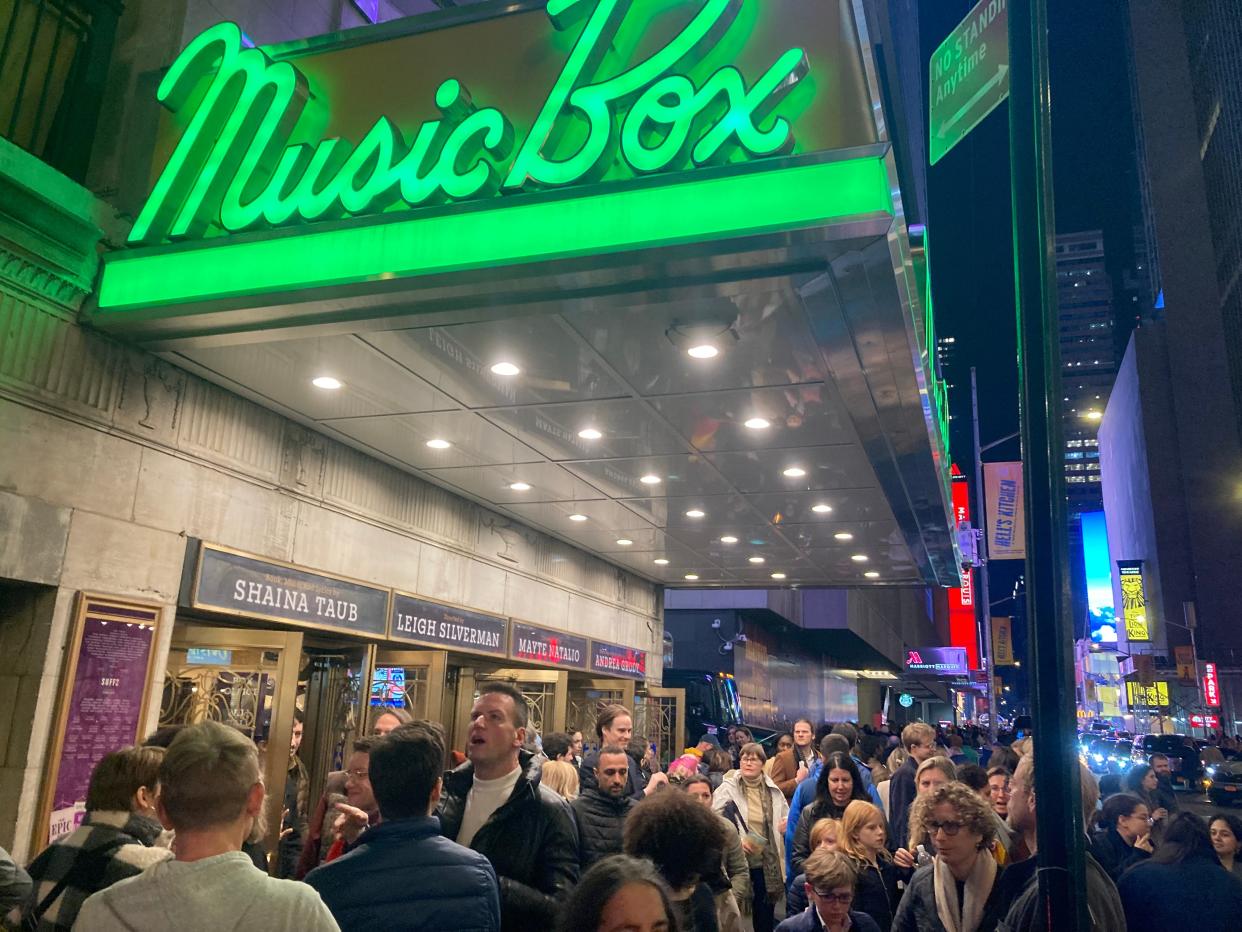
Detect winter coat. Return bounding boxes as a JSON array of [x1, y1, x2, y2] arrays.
[[770, 748, 818, 799], [580, 748, 645, 800], [790, 796, 874, 877], [712, 772, 790, 884], [0, 845, 31, 916], [1089, 827, 1150, 882], [438, 750, 580, 932], [775, 905, 882, 932], [1116, 854, 1242, 932], [15, 810, 171, 932], [305, 815, 500, 931], [295, 770, 348, 879], [889, 756, 919, 854], [995, 851, 1125, 932], [890, 861, 1007, 932], [571, 788, 634, 869], [849, 856, 901, 931]]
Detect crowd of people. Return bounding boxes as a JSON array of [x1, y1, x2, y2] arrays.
[[3, 704, 1242, 931]]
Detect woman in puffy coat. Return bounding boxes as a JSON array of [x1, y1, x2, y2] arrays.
[[791, 753, 872, 877], [713, 742, 789, 932]]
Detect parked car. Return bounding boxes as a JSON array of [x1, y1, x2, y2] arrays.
[[1108, 739, 1133, 774], [1206, 760, 1242, 806], [1088, 737, 1117, 774], [1131, 734, 1203, 789]]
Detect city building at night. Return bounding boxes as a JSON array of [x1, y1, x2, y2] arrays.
[[0, 0, 958, 864]]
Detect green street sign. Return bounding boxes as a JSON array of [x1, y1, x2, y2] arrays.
[[929, 0, 1009, 165]]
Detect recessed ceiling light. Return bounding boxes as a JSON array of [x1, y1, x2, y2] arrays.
[[578, 428, 603, 440], [685, 509, 706, 518], [812, 503, 833, 514], [783, 466, 806, 478], [851, 554, 869, 562], [569, 513, 588, 522], [687, 344, 718, 359], [720, 535, 739, 544], [616, 538, 634, 546], [311, 376, 343, 390], [490, 361, 521, 376], [640, 474, 662, 485], [771, 572, 787, 580], [426, 438, 451, 449], [864, 571, 880, 579], [654, 558, 670, 565], [684, 574, 700, 580], [834, 532, 854, 542], [748, 556, 765, 564], [509, 482, 531, 491], [744, 417, 771, 430]]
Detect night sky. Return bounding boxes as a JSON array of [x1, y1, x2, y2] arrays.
[[919, 0, 1138, 682]]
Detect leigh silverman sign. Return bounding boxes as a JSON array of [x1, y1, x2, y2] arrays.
[[131, 0, 810, 245]]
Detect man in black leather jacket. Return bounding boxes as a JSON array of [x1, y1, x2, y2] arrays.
[[438, 682, 579, 932], [572, 745, 636, 869]]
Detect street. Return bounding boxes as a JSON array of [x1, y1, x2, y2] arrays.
[[1180, 789, 1242, 823]]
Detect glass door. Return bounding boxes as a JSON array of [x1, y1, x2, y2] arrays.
[[371, 649, 447, 723], [635, 686, 686, 767], [160, 624, 302, 865]]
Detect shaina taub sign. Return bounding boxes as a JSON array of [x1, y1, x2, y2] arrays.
[[132, 0, 810, 245]]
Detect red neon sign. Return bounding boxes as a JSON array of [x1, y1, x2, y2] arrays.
[[1189, 714, 1220, 729], [1203, 662, 1221, 707], [949, 470, 980, 670]]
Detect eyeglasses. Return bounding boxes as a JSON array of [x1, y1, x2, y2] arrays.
[[1127, 813, 1153, 824], [926, 820, 964, 836], [345, 768, 369, 779], [811, 890, 854, 904]]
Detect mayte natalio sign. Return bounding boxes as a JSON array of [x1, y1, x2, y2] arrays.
[[129, 0, 879, 246]]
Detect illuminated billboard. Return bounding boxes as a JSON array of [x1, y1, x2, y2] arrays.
[[1081, 511, 1117, 645], [949, 471, 980, 669], [1118, 561, 1150, 642], [906, 647, 970, 677], [1126, 680, 1169, 708]]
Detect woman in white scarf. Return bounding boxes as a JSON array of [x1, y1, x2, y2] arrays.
[[891, 782, 1005, 932]]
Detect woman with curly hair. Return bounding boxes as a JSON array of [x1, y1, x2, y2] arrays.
[[791, 753, 872, 876], [626, 785, 729, 931], [838, 800, 900, 931], [890, 782, 1007, 932]]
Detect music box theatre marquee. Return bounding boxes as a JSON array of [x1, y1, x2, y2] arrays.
[[93, 0, 901, 316]]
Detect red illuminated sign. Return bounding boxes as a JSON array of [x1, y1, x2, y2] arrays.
[[1189, 714, 1220, 729], [949, 470, 980, 670], [1203, 662, 1221, 707]]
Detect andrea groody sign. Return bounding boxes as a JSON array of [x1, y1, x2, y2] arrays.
[[130, 0, 811, 245]]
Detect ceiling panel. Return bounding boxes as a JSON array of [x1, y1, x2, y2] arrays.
[[183, 335, 460, 420], [361, 318, 629, 409], [479, 399, 692, 461], [743, 489, 895, 524], [563, 290, 828, 397], [323, 411, 543, 469], [617, 493, 766, 529], [705, 445, 878, 494], [776, 521, 904, 550], [649, 384, 855, 453], [500, 498, 661, 534], [561, 454, 734, 501], [417, 462, 607, 504]]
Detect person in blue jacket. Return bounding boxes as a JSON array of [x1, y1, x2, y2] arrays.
[[786, 735, 851, 879], [306, 721, 501, 931]]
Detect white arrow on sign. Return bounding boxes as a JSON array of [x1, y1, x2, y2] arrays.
[[938, 65, 1010, 138]]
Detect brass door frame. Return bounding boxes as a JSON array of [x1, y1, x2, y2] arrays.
[[372, 648, 447, 723], [642, 686, 686, 763], [168, 625, 303, 863]]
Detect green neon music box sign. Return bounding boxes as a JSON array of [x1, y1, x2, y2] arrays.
[[133, 0, 814, 245], [99, 0, 892, 313]]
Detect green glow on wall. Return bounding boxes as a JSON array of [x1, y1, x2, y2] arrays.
[[129, 0, 810, 246], [99, 156, 891, 310]]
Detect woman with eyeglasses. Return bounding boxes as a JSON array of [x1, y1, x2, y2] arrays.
[[775, 849, 881, 932], [1090, 792, 1154, 882], [891, 782, 1006, 932]]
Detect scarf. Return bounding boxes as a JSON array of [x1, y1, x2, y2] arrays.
[[932, 849, 997, 932], [740, 773, 783, 900]]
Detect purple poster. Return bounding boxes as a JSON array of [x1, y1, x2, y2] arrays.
[[904, 646, 969, 677], [49, 602, 157, 843]]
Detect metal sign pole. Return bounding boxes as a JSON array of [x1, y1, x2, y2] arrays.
[[1008, 0, 1088, 927], [971, 367, 1000, 745]]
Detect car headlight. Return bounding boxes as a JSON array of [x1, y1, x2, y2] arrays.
[[1206, 765, 1218, 778], [1093, 754, 1104, 762]]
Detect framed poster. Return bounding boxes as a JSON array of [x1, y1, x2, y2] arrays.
[[34, 594, 162, 849]]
